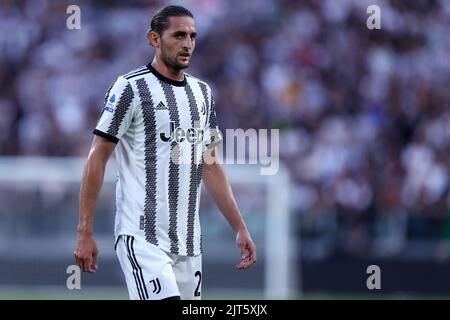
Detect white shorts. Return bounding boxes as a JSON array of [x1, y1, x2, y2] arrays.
[[115, 235, 202, 300]]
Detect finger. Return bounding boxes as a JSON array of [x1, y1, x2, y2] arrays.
[[241, 257, 253, 269], [239, 244, 250, 260], [79, 257, 87, 272], [248, 245, 257, 264], [234, 257, 251, 270], [92, 251, 99, 272], [76, 252, 92, 273], [234, 260, 246, 270], [85, 255, 94, 273], [234, 254, 250, 269], [74, 252, 84, 271], [235, 245, 257, 270]]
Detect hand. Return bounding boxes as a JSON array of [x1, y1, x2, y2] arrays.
[[234, 228, 257, 270], [74, 232, 99, 273]]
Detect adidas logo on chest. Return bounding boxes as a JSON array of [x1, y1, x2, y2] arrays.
[[155, 101, 168, 110]]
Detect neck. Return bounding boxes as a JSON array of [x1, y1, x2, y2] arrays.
[[151, 58, 184, 81]]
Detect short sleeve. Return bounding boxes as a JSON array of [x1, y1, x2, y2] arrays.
[[203, 93, 222, 151], [94, 76, 135, 143]]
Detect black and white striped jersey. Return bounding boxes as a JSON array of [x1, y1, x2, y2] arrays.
[[94, 64, 222, 257]]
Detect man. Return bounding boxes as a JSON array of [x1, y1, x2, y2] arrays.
[[74, 5, 256, 300]]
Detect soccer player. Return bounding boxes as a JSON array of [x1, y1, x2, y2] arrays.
[[74, 5, 256, 300]]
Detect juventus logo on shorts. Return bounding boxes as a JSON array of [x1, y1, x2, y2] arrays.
[[149, 278, 161, 294]]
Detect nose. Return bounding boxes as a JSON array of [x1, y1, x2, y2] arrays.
[[183, 37, 193, 51]]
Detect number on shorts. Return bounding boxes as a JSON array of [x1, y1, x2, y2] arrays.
[[194, 271, 202, 297]]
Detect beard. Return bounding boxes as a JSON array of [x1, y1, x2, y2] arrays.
[[161, 50, 190, 72]]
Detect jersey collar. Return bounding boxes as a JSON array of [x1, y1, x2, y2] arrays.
[[147, 63, 187, 87]]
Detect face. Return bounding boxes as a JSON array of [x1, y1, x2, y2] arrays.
[[152, 16, 196, 72]]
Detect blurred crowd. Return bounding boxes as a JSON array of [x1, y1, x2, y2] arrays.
[[0, 0, 449, 259]]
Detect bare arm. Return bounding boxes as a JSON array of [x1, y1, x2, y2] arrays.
[[74, 135, 116, 273], [202, 148, 257, 269]]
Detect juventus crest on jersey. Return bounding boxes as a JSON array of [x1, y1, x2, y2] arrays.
[[94, 64, 222, 257]]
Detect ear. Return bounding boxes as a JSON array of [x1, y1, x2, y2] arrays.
[[147, 30, 160, 48]]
